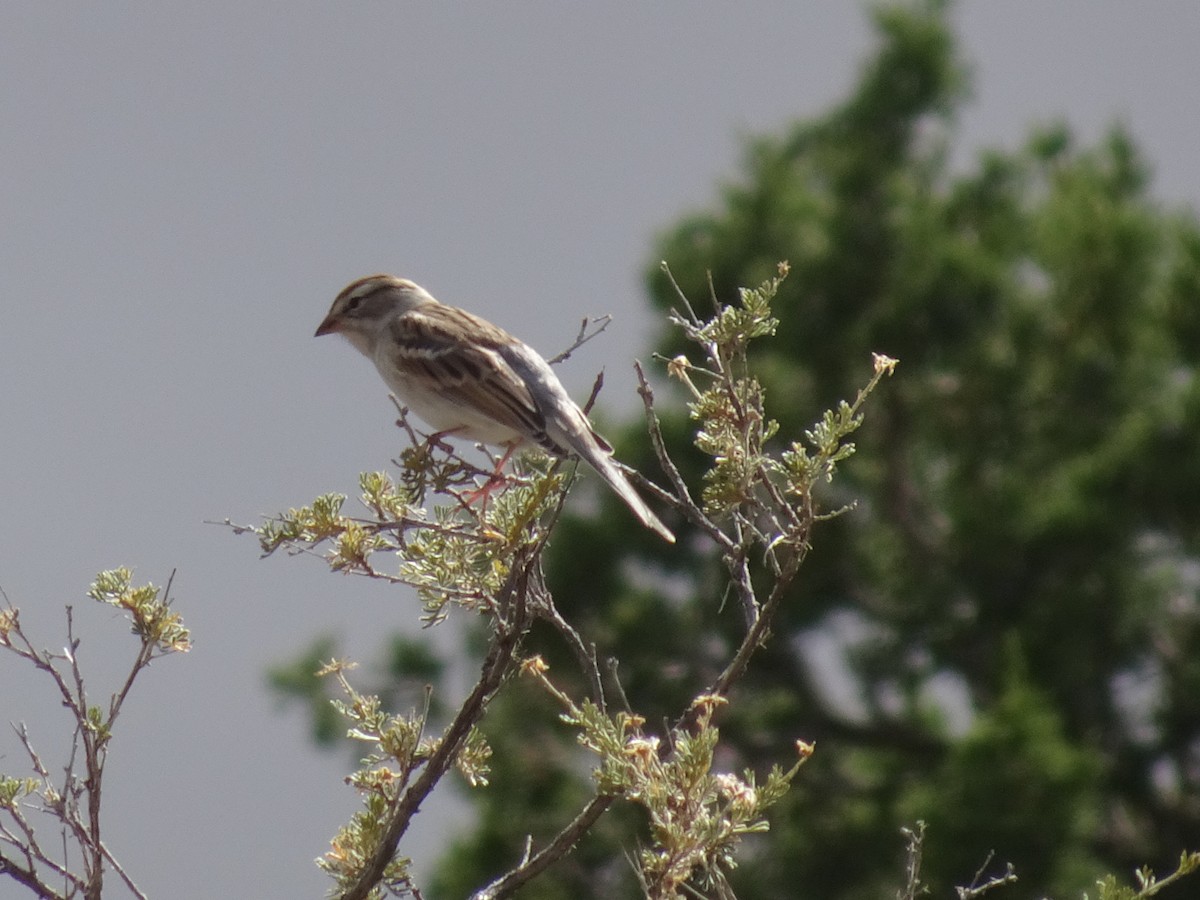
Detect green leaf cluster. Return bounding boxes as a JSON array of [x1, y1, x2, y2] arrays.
[[88, 566, 190, 653], [528, 658, 812, 898]]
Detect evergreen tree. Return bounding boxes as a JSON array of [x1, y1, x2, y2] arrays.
[[431, 3, 1200, 898]]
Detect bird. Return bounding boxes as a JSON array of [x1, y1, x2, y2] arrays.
[[315, 274, 675, 543]]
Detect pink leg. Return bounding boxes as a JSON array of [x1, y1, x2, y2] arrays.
[[462, 441, 520, 507]]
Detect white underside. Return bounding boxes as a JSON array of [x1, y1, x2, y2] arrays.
[[376, 365, 526, 446]]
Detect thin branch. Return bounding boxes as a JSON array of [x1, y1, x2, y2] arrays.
[[0, 854, 59, 900], [582, 369, 604, 414], [539, 600, 606, 712], [710, 543, 805, 699], [632, 361, 732, 552], [61, 611, 105, 900], [956, 853, 1017, 899], [339, 550, 538, 900], [660, 261, 701, 326], [107, 571, 176, 725], [896, 821, 925, 900], [97, 839, 148, 900], [470, 795, 614, 900], [548, 314, 613, 366], [722, 541, 758, 631], [605, 656, 634, 715]]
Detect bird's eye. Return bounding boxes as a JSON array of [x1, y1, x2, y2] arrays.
[[344, 295, 363, 314]]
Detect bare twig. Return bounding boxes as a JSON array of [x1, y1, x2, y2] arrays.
[[470, 795, 614, 900], [582, 369, 604, 414], [548, 314, 614, 366], [539, 600, 607, 712], [1, 574, 183, 900], [605, 656, 634, 714], [96, 840, 148, 900], [896, 821, 926, 900], [956, 852, 1017, 899], [709, 542, 805, 701], [660, 261, 701, 326], [0, 855, 59, 900]]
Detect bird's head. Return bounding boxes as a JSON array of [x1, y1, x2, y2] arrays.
[[314, 275, 436, 351]]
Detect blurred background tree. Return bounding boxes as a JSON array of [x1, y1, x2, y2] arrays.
[[279, 2, 1200, 897]]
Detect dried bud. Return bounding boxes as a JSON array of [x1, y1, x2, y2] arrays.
[[872, 353, 898, 376], [667, 354, 690, 380], [624, 736, 661, 764], [715, 772, 758, 813], [519, 655, 550, 676]]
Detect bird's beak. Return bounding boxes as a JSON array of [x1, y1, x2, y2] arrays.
[[314, 314, 338, 337]]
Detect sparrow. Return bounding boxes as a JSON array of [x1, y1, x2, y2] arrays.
[[315, 274, 675, 543]]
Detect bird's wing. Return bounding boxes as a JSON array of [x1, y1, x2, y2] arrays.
[[381, 304, 562, 452], [500, 337, 675, 542]]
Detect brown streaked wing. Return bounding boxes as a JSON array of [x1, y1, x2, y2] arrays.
[[382, 305, 561, 452]]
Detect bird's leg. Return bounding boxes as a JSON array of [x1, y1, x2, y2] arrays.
[[461, 441, 520, 508], [424, 427, 463, 455], [421, 427, 494, 485]]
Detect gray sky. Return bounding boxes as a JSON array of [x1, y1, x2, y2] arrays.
[[2, 4, 1197, 897]]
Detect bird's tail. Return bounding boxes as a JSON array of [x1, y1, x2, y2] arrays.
[[574, 438, 675, 543]]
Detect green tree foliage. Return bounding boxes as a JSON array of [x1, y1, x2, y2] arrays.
[[432, 3, 1200, 898]]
